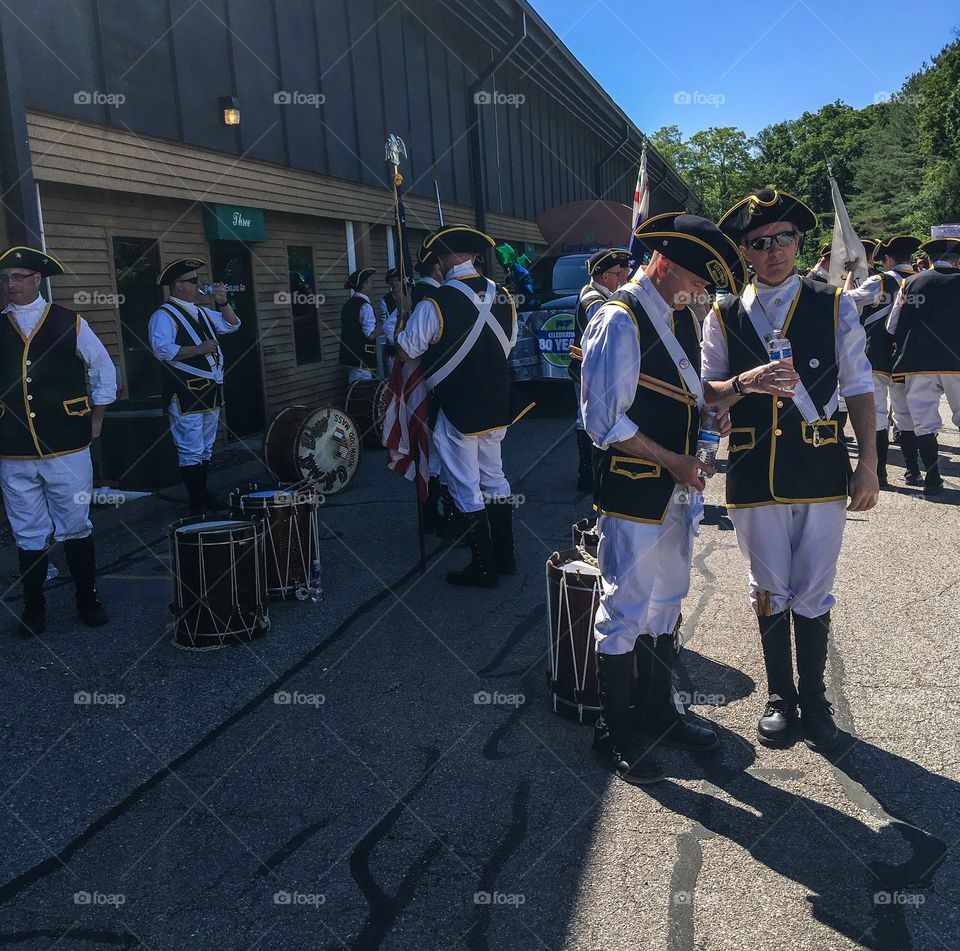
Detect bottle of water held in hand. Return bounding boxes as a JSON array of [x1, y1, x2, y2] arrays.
[[309, 556, 323, 604], [696, 409, 721, 478], [765, 332, 794, 394]]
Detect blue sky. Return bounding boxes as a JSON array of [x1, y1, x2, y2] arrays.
[[533, 0, 959, 138]]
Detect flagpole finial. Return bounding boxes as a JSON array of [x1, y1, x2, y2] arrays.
[[385, 133, 407, 167]]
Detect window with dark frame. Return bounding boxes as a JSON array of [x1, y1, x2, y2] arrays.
[[288, 245, 323, 365], [112, 236, 163, 402]]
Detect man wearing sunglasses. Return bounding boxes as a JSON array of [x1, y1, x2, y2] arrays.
[[148, 259, 240, 516], [701, 188, 878, 754], [0, 246, 117, 636]]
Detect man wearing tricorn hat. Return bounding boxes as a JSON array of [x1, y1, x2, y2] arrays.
[[580, 213, 745, 785], [0, 246, 117, 635], [569, 247, 632, 492], [148, 258, 240, 516], [702, 188, 878, 753], [340, 267, 381, 385], [887, 235, 960, 494], [397, 225, 528, 587]]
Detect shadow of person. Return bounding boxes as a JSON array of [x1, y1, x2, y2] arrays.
[[673, 647, 756, 709], [647, 721, 953, 950]]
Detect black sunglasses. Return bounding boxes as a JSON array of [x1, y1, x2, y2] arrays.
[[745, 230, 800, 252]]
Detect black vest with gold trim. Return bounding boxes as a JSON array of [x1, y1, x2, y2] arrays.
[[0, 303, 92, 459], [860, 273, 900, 375], [716, 277, 848, 508], [890, 266, 960, 374], [158, 301, 222, 414], [419, 276, 517, 435], [339, 295, 376, 369], [594, 289, 700, 524], [568, 283, 607, 384]]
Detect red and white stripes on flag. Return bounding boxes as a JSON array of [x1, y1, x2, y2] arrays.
[[382, 357, 431, 502], [631, 140, 650, 234]]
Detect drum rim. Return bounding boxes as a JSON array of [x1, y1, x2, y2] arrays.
[[170, 516, 261, 535]]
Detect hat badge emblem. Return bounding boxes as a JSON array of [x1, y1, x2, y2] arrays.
[[706, 260, 728, 288]]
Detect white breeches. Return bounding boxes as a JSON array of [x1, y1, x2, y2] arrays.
[[904, 374, 960, 437], [433, 412, 510, 514], [169, 401, 220, 467]]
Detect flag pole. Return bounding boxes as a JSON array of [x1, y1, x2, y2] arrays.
[[386, 134, 427, 575]]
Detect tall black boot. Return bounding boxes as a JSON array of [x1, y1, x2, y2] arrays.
[[916, 433, 943, 495], [757, 611, 799, 746], [575, 430, 593, 492], [485, 500, 516, 575], [63, 536, 109, 627], [899, 430, 923, 485], [793, 611, 839, 752], [595, 651, 663, 784], [423, 477, 443, 534], [200, 461, 225, 511], [180, 464, 206, 516], [634, 634, 718, 750], [446, 510, 499, 588], [16, 548, 48, 637], [436, 485, 460, 540], [875, 429, 889, 487]]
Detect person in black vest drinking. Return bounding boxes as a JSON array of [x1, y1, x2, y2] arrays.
[[0, 246, 117, 635], [396, 226, 528, 587], [340, 267, 381, 384], [703, 188, 878, 753], [148, 258, 240, 516], [582, 215, 743, 784]]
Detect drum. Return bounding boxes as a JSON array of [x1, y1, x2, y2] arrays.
[[344, 378, 388, 448], [232, 486, 320, 599], [546, 549, 604, 721], [570, 516, 599, 558], [263, 405, 361, 495], [169, 517, 269, 650]]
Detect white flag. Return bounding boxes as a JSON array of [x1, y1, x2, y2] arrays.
[[631, 141, 650, 233], [827, 172, 867, 286]]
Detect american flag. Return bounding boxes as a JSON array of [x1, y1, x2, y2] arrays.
[[382, 357, 431, 502]]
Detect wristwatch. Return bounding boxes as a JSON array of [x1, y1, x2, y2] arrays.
[[732, 374, 745, 395]]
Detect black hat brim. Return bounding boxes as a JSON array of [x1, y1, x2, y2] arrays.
[[423, 226, 496, 255], [158, 258, 206, 286], [719, 189, 818, 242], [0, 246, 64, 278]]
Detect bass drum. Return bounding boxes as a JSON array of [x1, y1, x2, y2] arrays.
[[263, 405, 362, 495], [344, 378, 389, 448]]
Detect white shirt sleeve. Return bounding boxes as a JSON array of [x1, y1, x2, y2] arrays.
[[700, 308, 731, 383], [396, 299, 441, 359], [580, 307, 641, 449], [360, 301, 377, 338], [843, 275, 882, 315], [885, 278, 908, 334], [76, 317, 118, 405], [382, 310, 398, 344], [202, 305, 241, 334], [148, 308, 180, 362], [836, 293, 874, 398]]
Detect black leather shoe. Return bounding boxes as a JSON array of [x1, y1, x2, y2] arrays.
[[923, 470, 944, 496], [446, 511, 499, 588], [757, 697, 797, 746], [904, 470, 924, 487], [799, 697, 839, 751], [77, 599, 109, 627]]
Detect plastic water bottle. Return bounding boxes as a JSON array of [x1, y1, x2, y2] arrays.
[[309, 557, 323, 604], [199, 282, 215, 295], [765, 333, 795, 394], [696, 410, 721, 477]]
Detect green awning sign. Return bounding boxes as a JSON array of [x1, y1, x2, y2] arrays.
[[203, 204, 265, 242]]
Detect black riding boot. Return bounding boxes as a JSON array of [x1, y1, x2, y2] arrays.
[[793, 611, 839, 752], [634, 634, 718, 750], [446, 510, 499, 588], [200, 461, 225, 511], [180, 464, 206, 516], [595, 651, 664, 785], [63, 536, 109, 627], [916, 433, 943, 495], [16, 548, 48, 637], [899, 430, 923, 485], [757, 611, 799, 746], [575, 430, 593, 492], [876, 429, 889, 487], [423, 477, 443, 534], [486, 501, 516, 575]]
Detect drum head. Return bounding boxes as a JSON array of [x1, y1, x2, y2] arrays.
[[176, 519, 248, 534], [295, 406, 362, 495]]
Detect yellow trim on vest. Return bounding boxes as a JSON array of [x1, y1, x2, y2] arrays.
[[773, 281, 804, 337], [16, 302, 53, 457], [609, 455, 661, 480], [63, 396, 91, 417], [185, 377, 212, 393], [728, 427, 755, 452], [801, 420, 838, 446]]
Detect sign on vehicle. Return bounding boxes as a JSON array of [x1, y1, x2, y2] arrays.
[[535, 313, 575, 368]]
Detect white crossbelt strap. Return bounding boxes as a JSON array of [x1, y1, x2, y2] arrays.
[[863, 303, 894, 328], [741, 284, 837, 424], [424, 279, 507, 390], [162, 303, 221, 380], [626, 282, 704, 408]]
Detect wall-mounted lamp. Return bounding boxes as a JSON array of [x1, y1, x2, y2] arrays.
[[220, 96, 240, 126]]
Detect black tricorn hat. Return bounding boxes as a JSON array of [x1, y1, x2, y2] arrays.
[[634, 212, 748, 293], [718, 188, 818, 242], [862, 238, 880, 258], [586, 247, 633, 277], [385, 267, 400, 283], [921, 237, 960, 259], [875, 235, 921, 260], [422, 226, 495, 255], [157, 257, 205, 287], [0, 246, 64, 278], [344, 267, 376, 291]]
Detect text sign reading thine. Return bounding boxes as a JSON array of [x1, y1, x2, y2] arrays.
[[203, 204, 265, 242]]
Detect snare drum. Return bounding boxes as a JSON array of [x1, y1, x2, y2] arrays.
[[169, 517, 269, 650], [570, 516, 599, 557], [345, 378, 388, 447], [232, 486, 320, 599]]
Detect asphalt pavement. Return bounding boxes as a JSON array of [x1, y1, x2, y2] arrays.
[[0, 396, 957, 951]]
